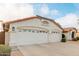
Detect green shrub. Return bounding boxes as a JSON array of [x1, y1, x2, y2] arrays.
[[72, 38, 78, 41], [61, 34, 66, 42], [76, 37, 79, 40], [61, 38, 66, 42], [0, 45, 11, 56]]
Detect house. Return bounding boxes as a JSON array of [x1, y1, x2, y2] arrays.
[[76, 32, 79, 37], [3, 15, 63, 46], [63, 28, 77, 41]]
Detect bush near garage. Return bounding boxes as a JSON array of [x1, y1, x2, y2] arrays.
[[76, 37, 79, 40], [72, 38, 78, 41], [0, 45, 11, 56], [61, 34, 66, 42]]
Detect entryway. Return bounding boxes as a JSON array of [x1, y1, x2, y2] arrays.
[[72, 32, 75, 39]]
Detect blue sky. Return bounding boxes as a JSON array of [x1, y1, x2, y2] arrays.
[[31, 3, 79, 29], [32, 3, 78, 19], [0, 3, 78, 29], [0, 3, 78, 21]]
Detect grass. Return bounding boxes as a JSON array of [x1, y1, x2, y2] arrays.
[[0, 45, 11, 56]]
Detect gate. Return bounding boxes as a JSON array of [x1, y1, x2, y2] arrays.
[[0, 31, 5, 44]]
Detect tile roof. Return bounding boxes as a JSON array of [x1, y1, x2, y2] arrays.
[[3, 15, 63, 30], [63, 27, 77, 33]]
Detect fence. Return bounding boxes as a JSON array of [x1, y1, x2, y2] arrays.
[[0, 31, 5, 44]]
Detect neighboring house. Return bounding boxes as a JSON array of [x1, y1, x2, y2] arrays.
[[63, 28, 77, 41], [3, 15, 63, 46], [76, 32, 79, 37]]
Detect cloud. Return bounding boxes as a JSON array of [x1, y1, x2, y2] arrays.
[[0, 3, 34, 22], [50, 9, 60, 16], [38, 4, 61, 19], [55, 13, 79, 29], [39, 4, 49, 16]]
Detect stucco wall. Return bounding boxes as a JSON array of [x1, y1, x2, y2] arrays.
[[9, 18, 62, 32], [64, 30, 76, 41]]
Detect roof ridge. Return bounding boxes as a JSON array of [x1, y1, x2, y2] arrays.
[[3, 15, 63, 30]]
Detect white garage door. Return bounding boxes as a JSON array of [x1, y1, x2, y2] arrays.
[[49, 31, 61, 42], [9, 30, 48, 46]]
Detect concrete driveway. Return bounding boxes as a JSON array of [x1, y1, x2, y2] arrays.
[[11, 41, 79, 56]]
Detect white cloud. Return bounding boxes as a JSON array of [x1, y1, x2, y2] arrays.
[[40, 4, 49, 16], [50, 9, 60, 16], [55, 13, 79, 29], [0, 3, 34, 22], [39, 4, 60, 18]]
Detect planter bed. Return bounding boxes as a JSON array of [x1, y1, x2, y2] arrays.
[[0, 45, 11, 56]]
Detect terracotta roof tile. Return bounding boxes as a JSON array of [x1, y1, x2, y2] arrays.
[[63, 27, 77, 33], [3, 15, 63, 30]]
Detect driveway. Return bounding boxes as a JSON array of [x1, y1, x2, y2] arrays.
[[11, 41, 79, 56]]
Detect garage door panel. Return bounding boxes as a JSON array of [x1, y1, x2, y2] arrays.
[[9, 30, 61, 46], [49, 32, 61, 42], [9, 32, 48, 46]]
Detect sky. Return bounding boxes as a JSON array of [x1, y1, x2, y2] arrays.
[[0, 3, 79, 31], [33, 3, 79, 30]]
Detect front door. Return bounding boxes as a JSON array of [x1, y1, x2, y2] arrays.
[[72, 32, 74, 38]]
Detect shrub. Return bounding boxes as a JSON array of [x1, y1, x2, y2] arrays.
[[61, 34, 66, 42], [76, 37, 79, 40], [61, 38, 66, 42], [72, 38, 78, 41], [0, 45, 11, 56]]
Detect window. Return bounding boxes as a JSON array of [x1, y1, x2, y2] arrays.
[[32, 30, 35, 33], [52, 32, 55, 33], [55, 32, 57, 33], [23, 29, 27, 32], [28, 30, 31, 32], [42, 31, 45, 33], [12, 27, 15, 31], [37, 31, 39, 33], [46, 32, 48, 33], [54, 32, 55, 33], [52, 32, 54, 33], [40, 31, 42, 33], [19, 30, 21, 32], [41, 21, 49, 26], [42, 21, 49, 24]]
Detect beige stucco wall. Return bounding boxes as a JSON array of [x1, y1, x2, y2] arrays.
[[9, 18, 62, 32], [64, 30, 76, 41], [5, 32, 10, 45]]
